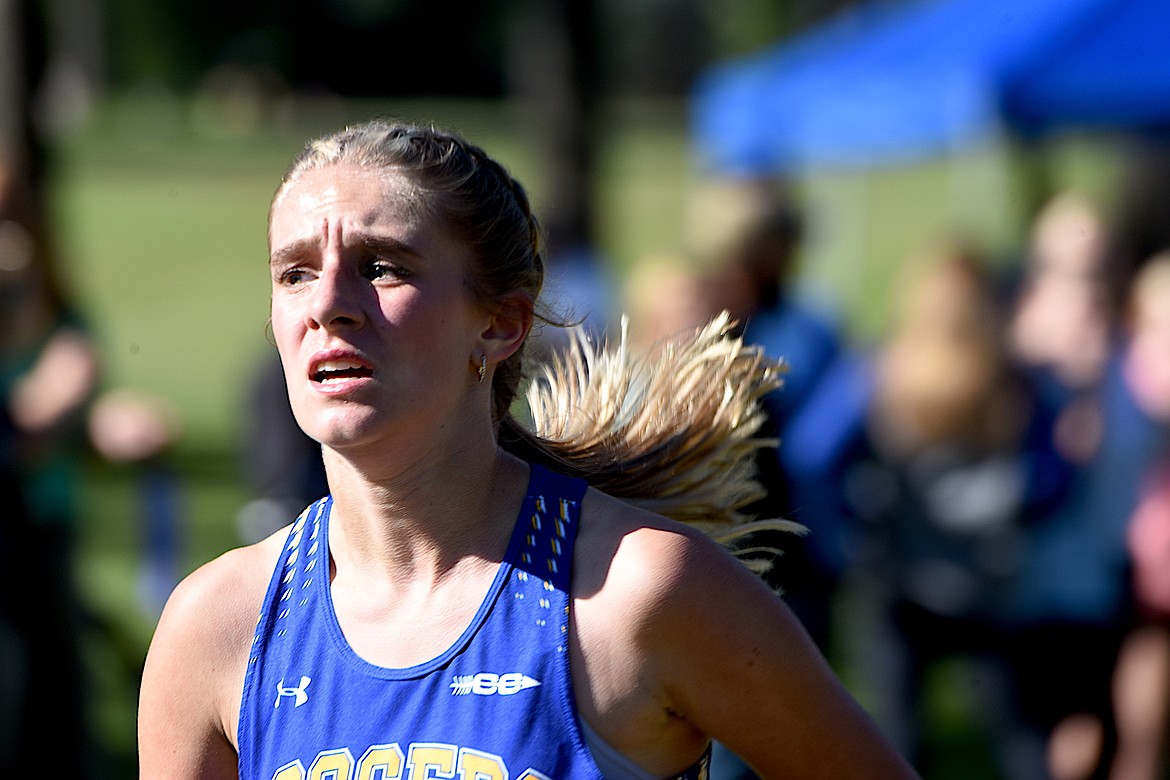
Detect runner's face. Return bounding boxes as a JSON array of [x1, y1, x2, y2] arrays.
[[268, 164, 488, 453]]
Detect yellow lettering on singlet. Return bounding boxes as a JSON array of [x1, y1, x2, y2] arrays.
[[275, 742, 550, 780], [309, 747, 355, 779], [407, 743, 457, 778], [458, 747, 508, 780], [273, 759, 307, 780], [356, 743, 405, 780]]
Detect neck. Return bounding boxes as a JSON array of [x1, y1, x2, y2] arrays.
[[321, 433, 530, 586]]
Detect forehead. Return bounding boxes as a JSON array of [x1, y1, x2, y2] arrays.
[[269, 164, 427, 244]]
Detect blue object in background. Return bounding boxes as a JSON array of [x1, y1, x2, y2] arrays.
[[692, 0, 1170, 175]]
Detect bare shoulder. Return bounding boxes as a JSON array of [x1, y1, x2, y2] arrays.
[[138, 529, 288, 775], [568, 488, 787, 771], [572, 487, 771, 617], [571, 489, 919, 780], [153, 531, 284, 665]]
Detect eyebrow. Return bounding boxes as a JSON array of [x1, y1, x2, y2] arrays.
[[269, 233, 424, 266], [358, 234, 424, 261], [269, 236, 318, 267]]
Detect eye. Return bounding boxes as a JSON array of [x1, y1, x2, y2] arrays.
[[363, 258, 412, 282], [276, 267, 312, 287]]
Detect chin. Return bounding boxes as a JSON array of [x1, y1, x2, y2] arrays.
[[298, 406, 387, 450]]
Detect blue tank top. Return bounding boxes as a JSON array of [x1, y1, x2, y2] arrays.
[[237, 464, 711, 780]]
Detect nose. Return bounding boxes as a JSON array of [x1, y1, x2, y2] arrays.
[[307, 261, 365, 331]]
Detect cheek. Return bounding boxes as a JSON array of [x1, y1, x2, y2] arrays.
[[269, 301, 305, 369], [270, 288, 303, 334], [380, 285, 477, 347]]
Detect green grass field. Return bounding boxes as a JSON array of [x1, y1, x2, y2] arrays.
[[48, 94, 1122, 776]]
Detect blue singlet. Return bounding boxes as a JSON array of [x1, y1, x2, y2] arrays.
[[237, 463, 710, 780]]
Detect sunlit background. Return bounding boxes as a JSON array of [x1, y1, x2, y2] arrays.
[[3, 0, 1169, 776]]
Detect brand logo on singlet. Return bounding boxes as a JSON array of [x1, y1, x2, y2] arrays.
[[449, 672, 541, 696], [274, 676, 311, 708]]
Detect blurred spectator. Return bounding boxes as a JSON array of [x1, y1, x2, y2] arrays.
[[1, 0, 94, 768], [696, 179, 844, 642], [1109, 139, 1170, 306], [1001, 192, 1168, 780], [784, 245, 1071, 777], [690, 180, 844, 780], [622, 251, 711, 353], [711, 196, 840, 429], [1110, 253, 1170, 780], [235, 352, 327, 543], [0, 151, 180, 779], [1010, 191, 1114, 404], [2, 0, 177, 763], [0, 150, 97, 772], [87, 388, 183, 615]]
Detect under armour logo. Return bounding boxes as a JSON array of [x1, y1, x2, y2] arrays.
[[274, 676, 311, 708]]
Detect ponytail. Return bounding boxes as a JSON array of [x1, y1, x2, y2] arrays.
[[502, 313, 804, 566]]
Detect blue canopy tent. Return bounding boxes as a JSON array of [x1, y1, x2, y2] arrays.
[[692, 0, 1170, 175]]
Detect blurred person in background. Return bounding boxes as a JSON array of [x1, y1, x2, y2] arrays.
[[0, 153, 181, 777], [1009, 192, 1115, 423], [1109, 252, 1170, 780], [1002, 192, 1168, 780], [688, 181, 845, 780], [2, 0, 181, 767], [780, 245, 1071, 778], [696, 181, 844, 646], [0, 0, 98, 764], [621, 252, 712, 354], [0, 145, 98, 777], [236, 352, 328, 544]]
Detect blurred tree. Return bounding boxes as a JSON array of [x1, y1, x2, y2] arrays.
[[598, 0, 711, 96], [695, 0, 864, 61], [92, 0, 864, 98], [106, 0, 193, 88], [280, 0, 506, 96], [1, 0, 47, 185], [103, 0, 506, 96], [702, 0, 792, 59], [506, 0, 601, 249]]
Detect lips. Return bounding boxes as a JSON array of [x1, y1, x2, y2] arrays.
[[309, 351, 374, 385]]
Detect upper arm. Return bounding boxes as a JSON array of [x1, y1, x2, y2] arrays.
[[138, 547, 267, 778], [650, 534, 917, 779]]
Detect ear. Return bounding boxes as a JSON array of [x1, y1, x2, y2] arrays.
[[477, 292, 534, 366]]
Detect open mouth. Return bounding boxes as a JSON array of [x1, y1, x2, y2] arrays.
[[312, 359, 374, 384]]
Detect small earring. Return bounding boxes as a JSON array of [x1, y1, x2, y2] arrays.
[[478, 355, 487, 383]]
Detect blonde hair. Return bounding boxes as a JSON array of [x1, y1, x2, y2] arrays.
[[523, 313, 802, 550]]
